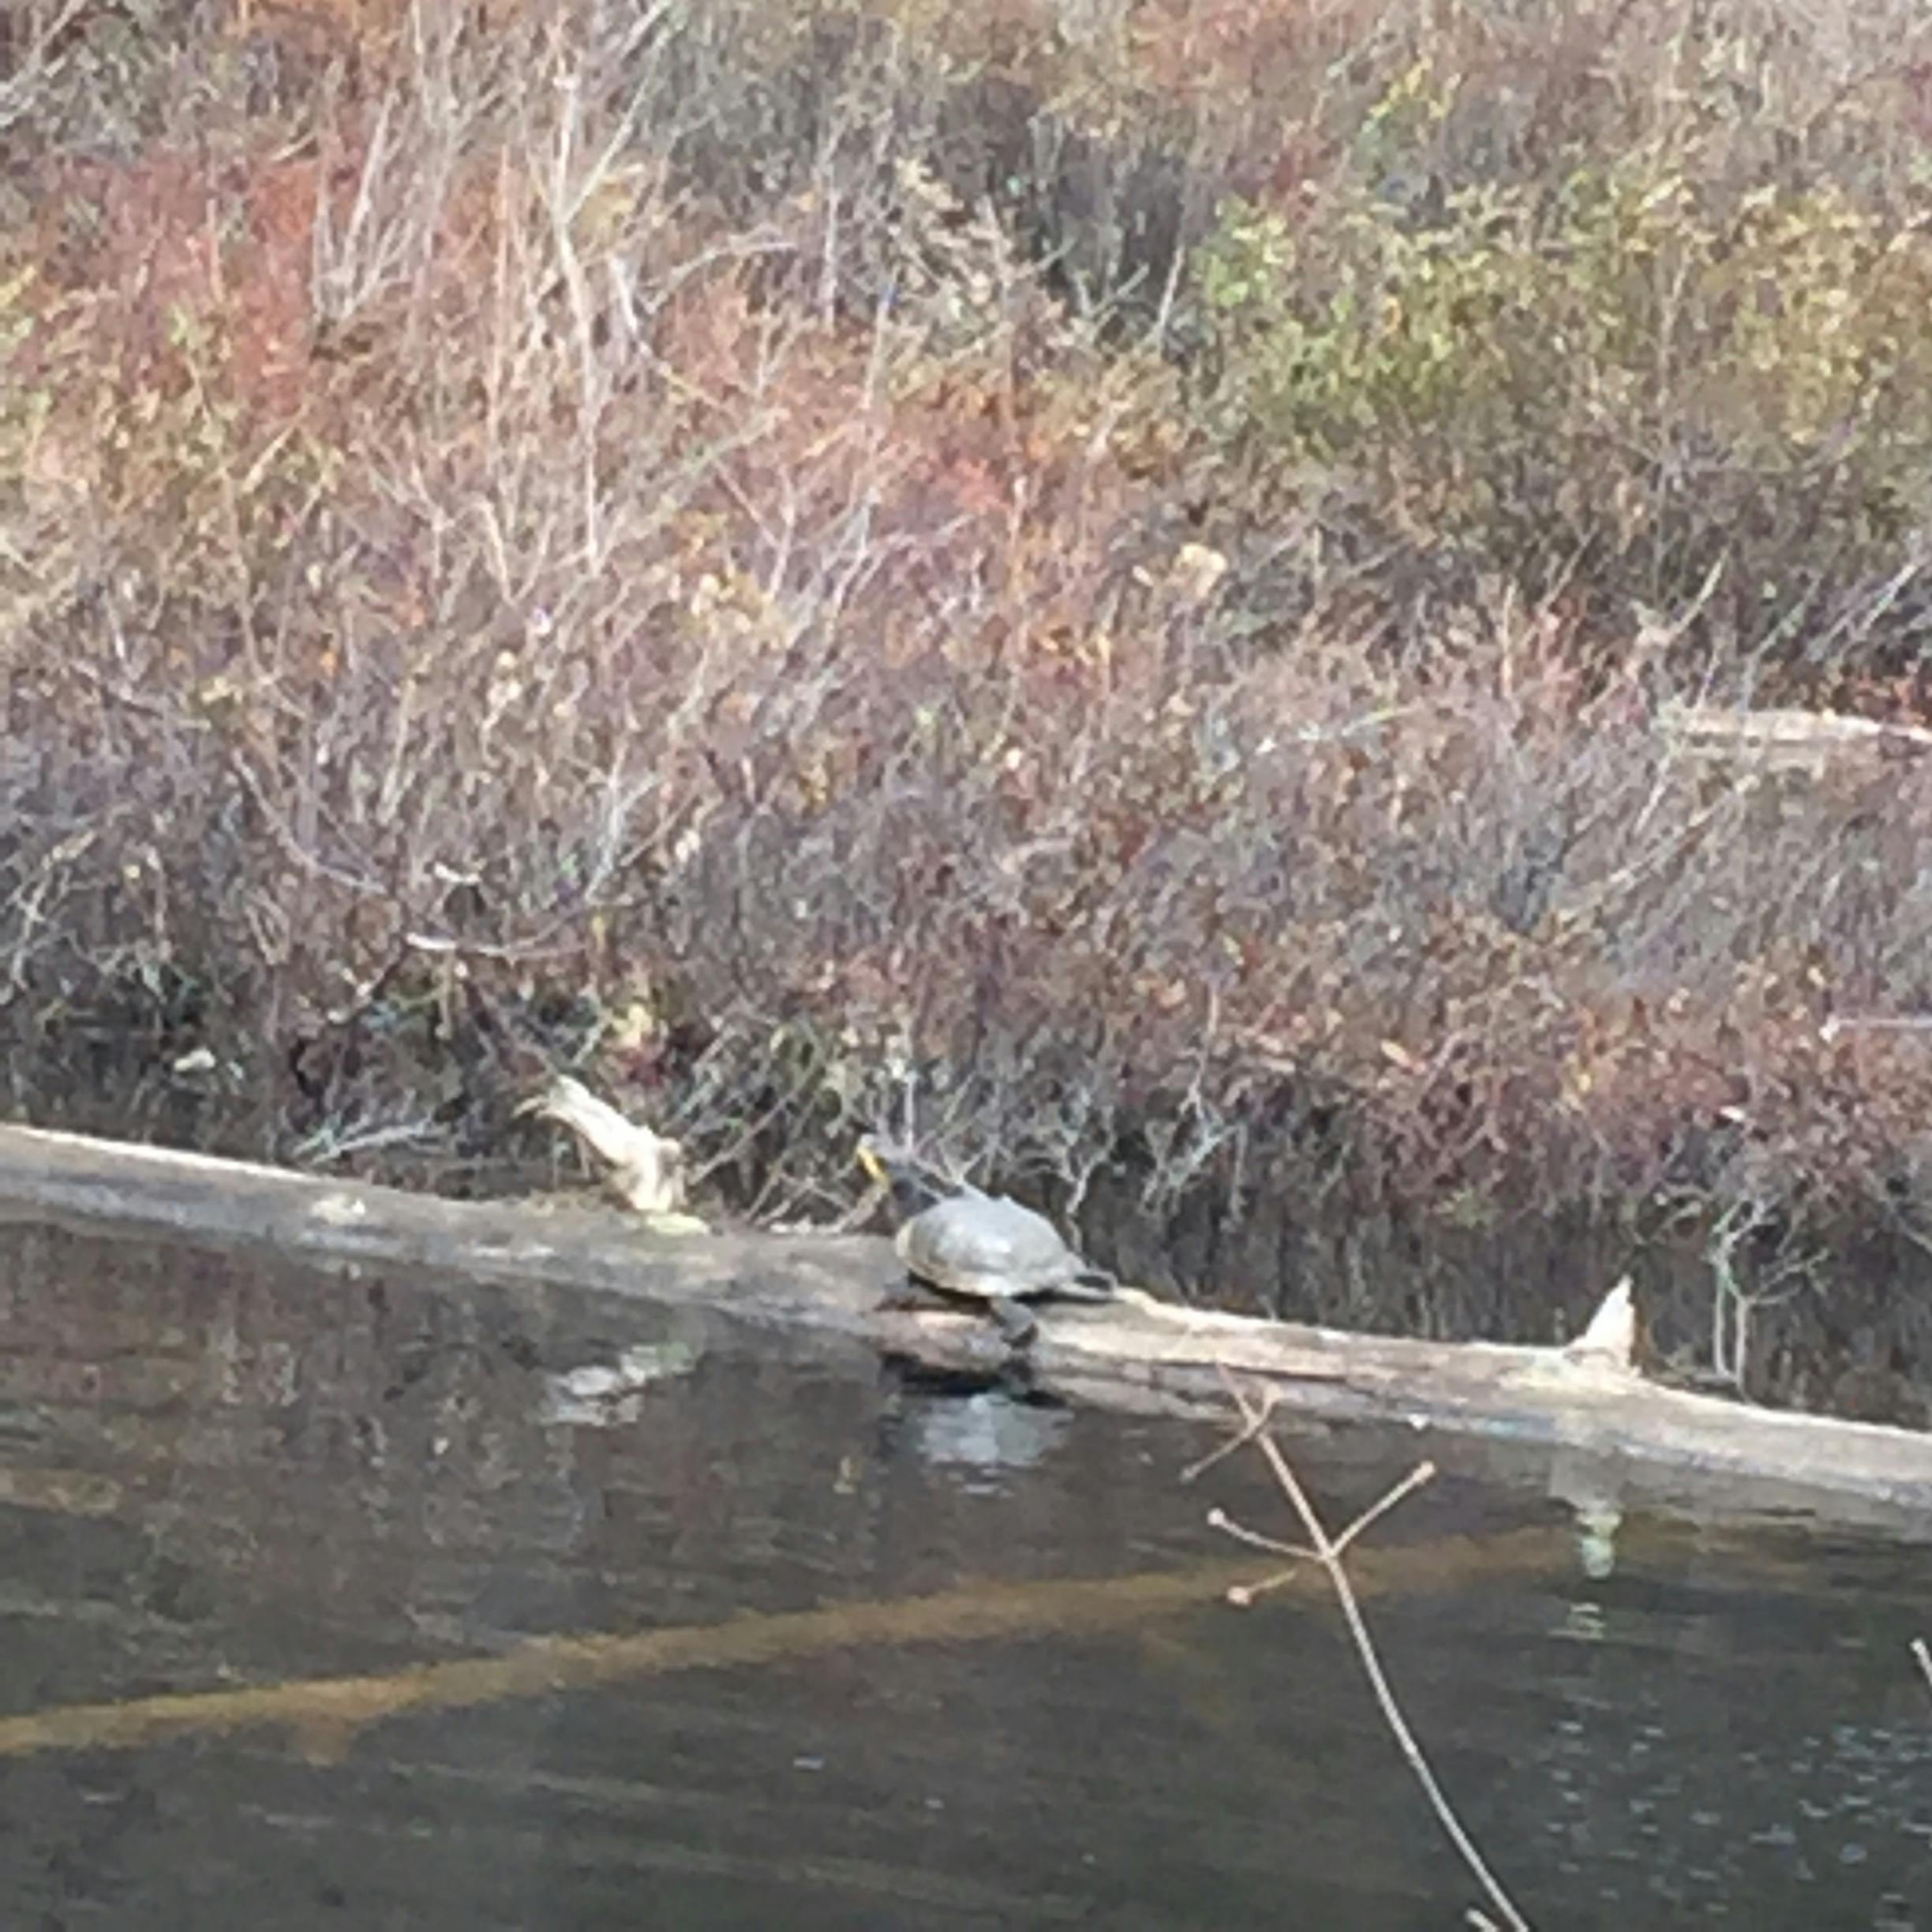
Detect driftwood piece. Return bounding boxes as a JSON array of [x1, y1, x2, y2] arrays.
[[1661, 700, 1932, 774], [1, 1124, 1930, 1518], [519, 1073, 692, 1218]]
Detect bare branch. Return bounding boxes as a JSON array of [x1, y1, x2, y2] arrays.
[[1208, 1368, 1530, 1932]]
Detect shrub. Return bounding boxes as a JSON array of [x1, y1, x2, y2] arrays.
[[1196, 67, 1932, 676], [6, 0, 1932, 1411]]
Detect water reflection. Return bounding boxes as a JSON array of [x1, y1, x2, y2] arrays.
[[886, 1384, 1073, 1493], [0, 1222, 1925, 1929], [539, 1342, 706, 1429]]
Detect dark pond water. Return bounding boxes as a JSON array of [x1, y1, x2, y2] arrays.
[[0, 1220, 1926, 1930]]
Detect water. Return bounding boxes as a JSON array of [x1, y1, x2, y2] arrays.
[[0, 1221, 1926, 1930]]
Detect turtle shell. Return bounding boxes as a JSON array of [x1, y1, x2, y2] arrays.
[[895, 1192, 1090, 1301]]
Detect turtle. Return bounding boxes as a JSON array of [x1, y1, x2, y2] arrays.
[[858, 1137, 1116, 1346]]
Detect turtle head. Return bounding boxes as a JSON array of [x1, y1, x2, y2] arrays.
[[855, 1134, 892, 1189], [856, 1136, 956, 1218]]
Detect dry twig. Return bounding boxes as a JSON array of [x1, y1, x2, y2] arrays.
[[1205, 1366, 1533, 1932]]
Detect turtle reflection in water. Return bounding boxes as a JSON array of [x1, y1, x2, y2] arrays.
[[858, 1138, 1116, 1347]]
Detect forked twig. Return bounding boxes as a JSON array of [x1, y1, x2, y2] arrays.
[[1330, 1459, 1441, 1557], [1179, 1383, 1283, 1484], [1209, 1367, 1532, 1932]]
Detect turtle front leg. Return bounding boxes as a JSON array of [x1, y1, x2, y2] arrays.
[[878, 1275, 934, 1312], [987, 1297, 1039, 1347]]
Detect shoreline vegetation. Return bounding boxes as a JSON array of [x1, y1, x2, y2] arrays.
[[9, 0, 1932, 1421]]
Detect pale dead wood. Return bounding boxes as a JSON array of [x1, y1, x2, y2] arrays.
[[1661, 700, 1932, 775], [519, 1073, 695, 1219]]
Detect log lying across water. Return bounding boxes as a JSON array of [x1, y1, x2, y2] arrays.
[[2, 1121, 1930, 1522]]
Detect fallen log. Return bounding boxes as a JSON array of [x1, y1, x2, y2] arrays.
[[1660, 698, 1932, 774], [0, 1122, 1929, 1524]]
